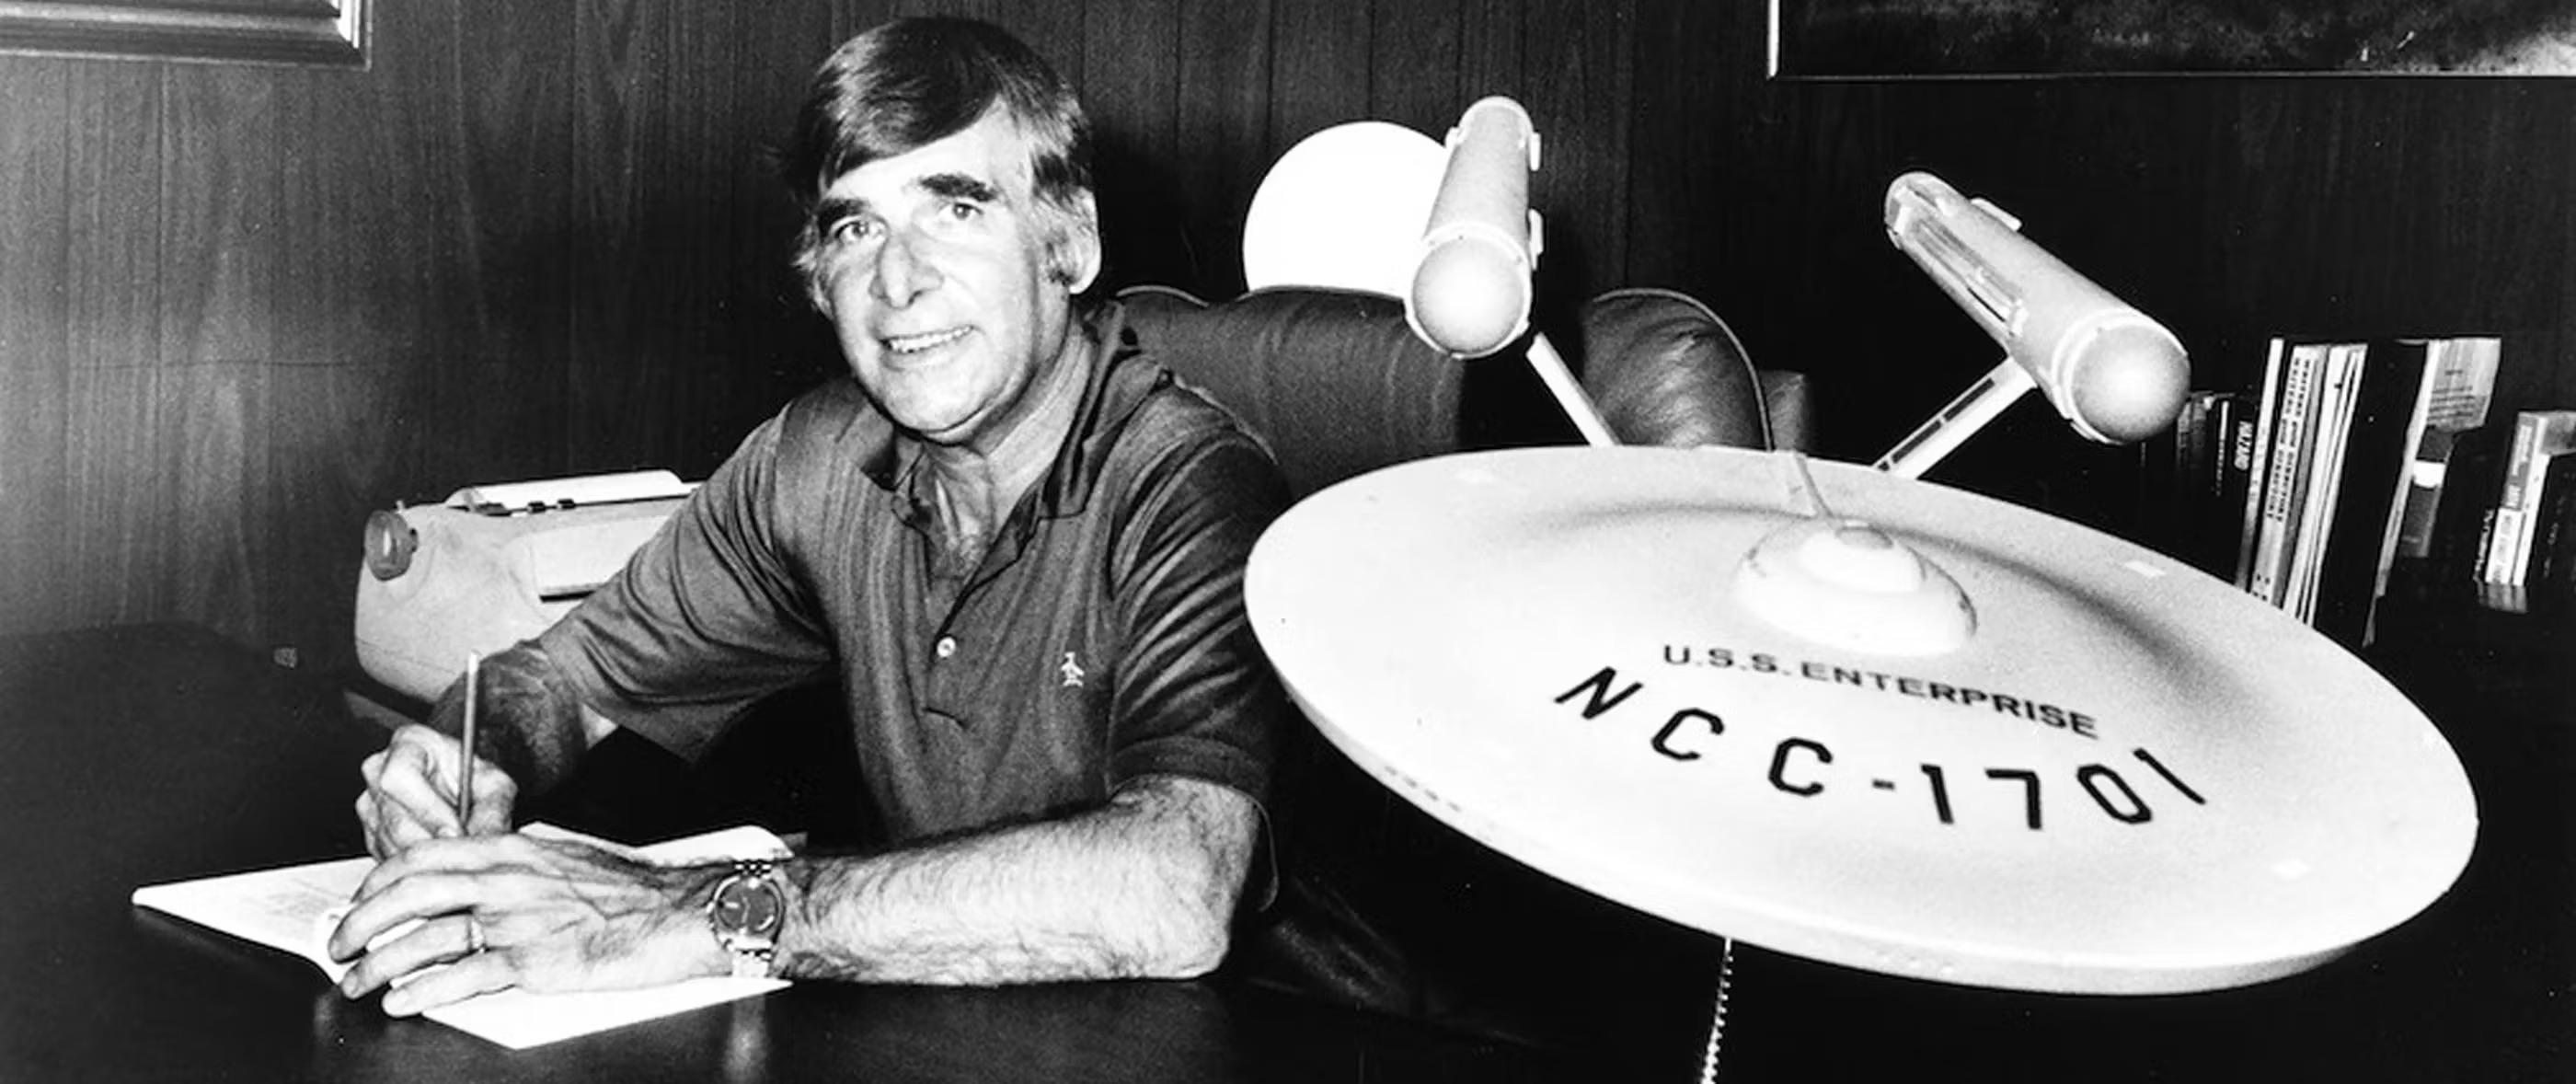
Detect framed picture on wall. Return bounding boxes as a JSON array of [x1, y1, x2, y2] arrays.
[[0, 0, 368, 67], [1768, 0, 2576, 78]]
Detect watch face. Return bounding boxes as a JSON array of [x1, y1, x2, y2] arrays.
[[718, 877, 784, 939]]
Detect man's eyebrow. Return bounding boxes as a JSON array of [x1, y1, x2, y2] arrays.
[[811, 173, 1004, 232], [917, 172, 1004, 203], [813, 194, 866, 228]]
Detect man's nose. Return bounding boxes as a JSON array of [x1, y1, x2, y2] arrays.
[[871, 227, 940, 305]]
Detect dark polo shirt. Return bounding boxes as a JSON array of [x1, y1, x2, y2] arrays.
[[538, 303, 1292, 844]]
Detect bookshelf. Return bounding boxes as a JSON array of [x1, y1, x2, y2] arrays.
[[2166, 335, 2533, 648]]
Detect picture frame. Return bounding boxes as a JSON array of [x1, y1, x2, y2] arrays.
[[0, 0, 368, 68], [1768, 0, 2576, 79]]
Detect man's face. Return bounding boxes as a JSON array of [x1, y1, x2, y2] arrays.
[[808, 111, 1097, 450]]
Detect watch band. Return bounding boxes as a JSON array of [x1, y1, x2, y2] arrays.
[[730, 941, 776, 979], [709, 858, 785, 980]]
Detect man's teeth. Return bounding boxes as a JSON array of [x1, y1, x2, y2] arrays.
[[887, 328, 970, 353]]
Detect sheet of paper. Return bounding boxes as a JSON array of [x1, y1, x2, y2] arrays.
[[131, 855, 374, 980], [131, 823, 790, 1049], [445, 470, 693, 513]]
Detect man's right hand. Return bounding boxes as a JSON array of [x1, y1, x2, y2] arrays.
[[356, 723, 517, 859]]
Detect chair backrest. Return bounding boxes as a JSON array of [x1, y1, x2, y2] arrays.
[[1115, 283, 1777, 498], [1579, 286, 1776, 452], [1118, 284, 1466, 497]]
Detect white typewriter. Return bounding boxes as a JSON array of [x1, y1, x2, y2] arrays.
[[352, 470, 690, 707]]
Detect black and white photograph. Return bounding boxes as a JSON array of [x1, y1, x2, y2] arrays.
[[2, 2, 2569, 1081]]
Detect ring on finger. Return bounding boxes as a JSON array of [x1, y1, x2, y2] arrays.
[[464, 914, 487, 955]]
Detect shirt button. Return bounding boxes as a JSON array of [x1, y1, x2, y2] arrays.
[[935, 636, 958, 659]]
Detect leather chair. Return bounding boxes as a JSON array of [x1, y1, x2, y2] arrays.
[[1117, 283, 1808, 500], [1116, 283, 1799, 1071]]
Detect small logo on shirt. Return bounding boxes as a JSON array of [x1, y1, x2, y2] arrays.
[[1060, 652, 1086, 688]]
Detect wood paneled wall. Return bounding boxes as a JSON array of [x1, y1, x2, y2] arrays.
[[3, 0, 2572, 672], [1661, 2, 2576, 529]]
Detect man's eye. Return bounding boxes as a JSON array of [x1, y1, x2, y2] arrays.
[[825, 216, 877, 244], [943, 200, 983, 222]]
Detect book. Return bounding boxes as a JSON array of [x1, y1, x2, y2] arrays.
[[2152, 391, 2205, 561], [2493, 444, 2576, 611], [132, 823, 791, 1050], [2524, 453, 2576, 612], [2298, 340, 2440, 647], [2391, 337, 2503, 560], [2283, 343, 2365, 621], [2426, 424, 2512, 589], [2213, 396, 2260, 580], [2483, 409, 2576, 592], [2234, 339, 2290, 590], [2163, 389, 2255, 579], [2527, 454, 2576, 611], [2246, 341, 2331, 605]]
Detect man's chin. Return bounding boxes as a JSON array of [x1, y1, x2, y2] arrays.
[[882, 400, 986, 447], [853, 371, 979, 439]]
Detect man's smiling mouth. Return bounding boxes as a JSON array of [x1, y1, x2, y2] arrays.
[[884, 327, 971, 354]]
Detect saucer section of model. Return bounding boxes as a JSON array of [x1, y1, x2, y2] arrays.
[[1245, 445, 2477, 995]]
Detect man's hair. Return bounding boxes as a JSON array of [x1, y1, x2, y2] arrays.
[[782, 17, 1097, 294]]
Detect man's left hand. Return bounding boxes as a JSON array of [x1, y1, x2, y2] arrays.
[[327, 834, 725, 1015]]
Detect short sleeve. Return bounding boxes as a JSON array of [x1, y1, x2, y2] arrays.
[[539, 412, 835, 762], [1101, 414, 1296, 807]]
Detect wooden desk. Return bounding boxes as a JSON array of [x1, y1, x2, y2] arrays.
[[11, 620, 2572, 1081], [0, 625, 1560, 1083]]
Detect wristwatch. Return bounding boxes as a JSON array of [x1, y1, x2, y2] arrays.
[[708, 858, 786, 979]]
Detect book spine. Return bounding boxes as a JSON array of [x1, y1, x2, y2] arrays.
[[2234, 339, 2288, 590], [2158, 392, 2208, 560], [2395, 337, 2503, 559], [2179, 392, 2213, 557], [2204, 394, 2254, 578], [2249, 343, 2324, 605], [2393, 448, 2447, 560], [2529, 457, 2576, 609], [2431, 425, 2509, 591], [2484, 413, 2544, 585], [2473, 508, 2500, 591], [2218, 401, 2258, 577], [2503, 414, 2576, 582], [2358, 340, 2442, 647], [2285, 345, 2361, 620]]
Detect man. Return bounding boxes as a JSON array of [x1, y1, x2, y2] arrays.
[[330, 17, 1291, 1015]]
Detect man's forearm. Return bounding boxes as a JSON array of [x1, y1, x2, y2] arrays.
[[427, 642, 595, 798], [772, 776, 1259, 985]]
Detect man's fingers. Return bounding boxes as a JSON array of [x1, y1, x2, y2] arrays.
[[337, 914, 517, 1016], [358, 785, 446, 859], [378, 948, 517, 1017], [466, 772, 517, 837], [332, 913, 450, 998], [355, 792, 397, 860], [366, 729, 466, 840], [356, 723, 526, 862], [339, 835, 565, 948], [389, 736, 466, 837], [332, 860, 493, 961]]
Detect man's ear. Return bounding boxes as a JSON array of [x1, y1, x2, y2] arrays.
[[1055, 192, 1103, 293]]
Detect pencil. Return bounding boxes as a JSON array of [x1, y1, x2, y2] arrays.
[[457, 652, 478, 835]]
